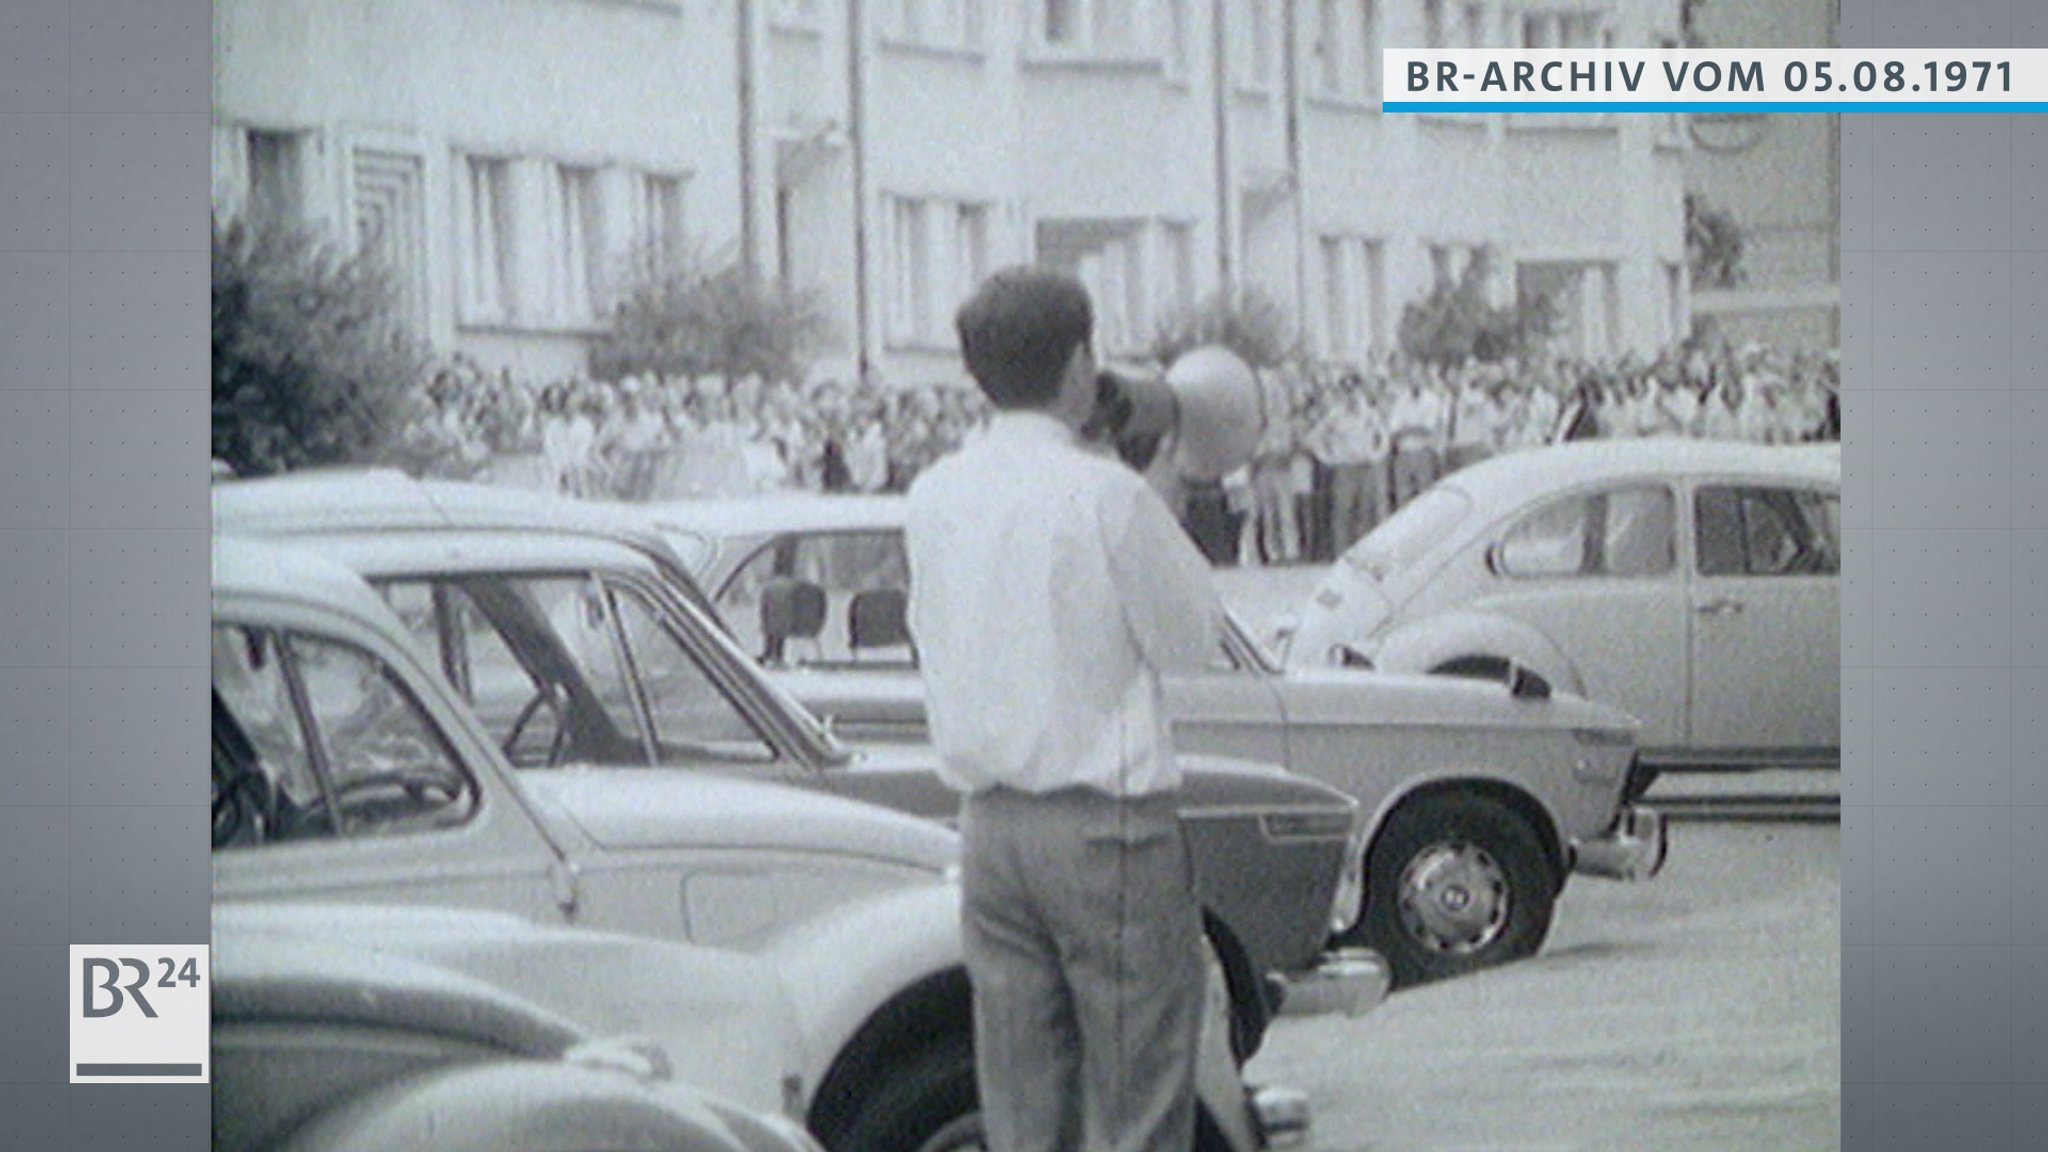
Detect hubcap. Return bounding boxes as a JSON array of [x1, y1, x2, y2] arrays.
[[1396, 840, 1511, 954]]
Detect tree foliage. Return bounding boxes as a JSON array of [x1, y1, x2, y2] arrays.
[[211, 214, 432, 477], [1149, 287, 1300, 369], [1685, 192, 1746, 290], [1396, 251, 1555, 366], [589, 246, 830, 388]]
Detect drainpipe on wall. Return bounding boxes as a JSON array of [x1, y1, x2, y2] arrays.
[[736, 0, 759, 277], [1282, 0, 1309, 348], [848, 0, 873, 380], [1210, 0, 1235, 293]]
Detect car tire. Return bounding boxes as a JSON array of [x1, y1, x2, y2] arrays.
[[829, 1035, 1239, 1152], [831, 1037, 978, 1152], [1349, 793, 1557, 989]]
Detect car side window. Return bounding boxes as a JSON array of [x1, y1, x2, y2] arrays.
[[607, 583, 777, 763], [1495, 485, 1675, 579], [213, 625, 325, 845], [1695, 486, 1839, 577], [286, 633, 478, 835], [212, 624, 476, 849]]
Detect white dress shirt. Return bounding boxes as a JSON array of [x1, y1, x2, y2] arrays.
[[905, 411, 1218, 798]]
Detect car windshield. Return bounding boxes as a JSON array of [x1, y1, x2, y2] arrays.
[[1345, 486, 1471, 576], [373, 572, 784, 769]]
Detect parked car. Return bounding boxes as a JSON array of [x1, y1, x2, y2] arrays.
[[646, 492, 1666, 988], [210, 536, 1281, 1152], [214, 472, 1385, 1033], [212, 904, 826, 1152], [1277, 441, 1841, 775]]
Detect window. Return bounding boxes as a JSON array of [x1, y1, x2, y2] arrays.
[[1237, 0, 1274, 88], [1496, 486, 1677, 579], [610, 586, 777, 761], [1321, 235, 1385, 359], [887, 196, 992, 348], [353, 148, 428, 333], [717, 532, 914, 666], [1038, 219, 1165, 355], [246, 130, 307, 222], [642, 174, 686, 268], [771, 0, 823, 30], [1426, 0, 1487, 48], [1309, 1, 1378, 102], [555, 165, 604, 322], [1695, 488, 1841, 578], [460, 156, 515, 322], [379, 574, 775, 769], [887, 198, 933, 345], [212, 624, 476, 849], [885, 0, 984, 49], [1037, 0, 1147, 58], [1522, 9, 1608, 49]]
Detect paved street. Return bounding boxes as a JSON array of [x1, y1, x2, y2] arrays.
[[1249, 821, 1841, 1152]]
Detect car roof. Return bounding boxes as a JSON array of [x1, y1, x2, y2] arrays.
[[647, 492, 909, 538], [212, 534, 406, 628], [1440, 441, 1840, 507], [248, 528, 663, 582], [216, 469, 688, 552]]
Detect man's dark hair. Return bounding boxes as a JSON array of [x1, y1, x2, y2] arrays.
[[954, 266, 1093, 410]]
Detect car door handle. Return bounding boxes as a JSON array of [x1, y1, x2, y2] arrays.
[[1695, 599, 1745, 617]]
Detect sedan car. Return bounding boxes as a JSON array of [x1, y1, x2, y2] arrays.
[[210, 536, 1276, 1152], [1279, 441, 1841, 774], [214, 472, 1385, 1037], [647, 493, 1666, 988], [213, 904, 826, 1152]]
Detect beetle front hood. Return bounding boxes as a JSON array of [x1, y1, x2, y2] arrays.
[[1275, 664, 1638, 737], [520, 766, 962, 872]]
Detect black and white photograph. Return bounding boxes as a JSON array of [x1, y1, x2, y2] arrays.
[[208, 2, 1842, 1150]]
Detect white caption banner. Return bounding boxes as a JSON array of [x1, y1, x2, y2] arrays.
[[1382, 49, 2048, 109]]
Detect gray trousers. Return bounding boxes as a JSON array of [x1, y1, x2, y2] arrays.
[[960, 787, 1204, 1152]]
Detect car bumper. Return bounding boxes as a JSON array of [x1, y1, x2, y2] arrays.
[[1251, 1084, 1312, 1149], [1275, 947, 1392, 1019], [1570, 805, 1669, 882]]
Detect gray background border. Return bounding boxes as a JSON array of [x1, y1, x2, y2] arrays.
[[0, 0, 2029, 1147]]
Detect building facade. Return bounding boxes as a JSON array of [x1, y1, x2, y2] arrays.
[[214, 0, 1690, 386], [1680, 0, 1839, 350]]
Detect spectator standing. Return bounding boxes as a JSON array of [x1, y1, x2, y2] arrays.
[[1306, 378, 1390, 554], [1388, 372, 1447, 508]]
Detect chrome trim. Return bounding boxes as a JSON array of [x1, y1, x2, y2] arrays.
[[1251, 1084, 1312, 1149], [1276, 948, 1391, 1020], [1570, 805, 1669, 882]]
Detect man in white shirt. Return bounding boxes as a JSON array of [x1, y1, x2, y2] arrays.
[[1387, 374, 1448, 508], [906, 268, 1220, 1152]]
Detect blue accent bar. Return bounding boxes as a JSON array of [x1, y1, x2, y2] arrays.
[[1383, 101, 2048, 113]]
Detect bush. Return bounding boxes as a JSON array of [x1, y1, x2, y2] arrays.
[[589, 246, 830, 389], [1149, 287, 1300, 370], [211, 214, 431, 477], [1397, 252, 1555, 367], [1685, 193, 1745, 290]]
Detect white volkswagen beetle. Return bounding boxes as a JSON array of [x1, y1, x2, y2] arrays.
[[1282, 441, 1841, 774]]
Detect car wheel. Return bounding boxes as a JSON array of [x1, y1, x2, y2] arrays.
[[1350, 793, 1557, 988], [831, 1038, 977, 1152], [831, 1036, 1236, 1152]]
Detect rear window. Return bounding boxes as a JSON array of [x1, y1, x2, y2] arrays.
[[1345, 487, 1472, 574]]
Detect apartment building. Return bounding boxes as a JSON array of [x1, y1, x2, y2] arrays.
[[214, 0, 1690, 385]]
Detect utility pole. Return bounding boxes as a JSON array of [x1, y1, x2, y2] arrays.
[[848, 0, 873, 380], [1210, 0, 1236, 293]]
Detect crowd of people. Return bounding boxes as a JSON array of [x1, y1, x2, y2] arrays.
[[390, 338, 1839, 567], [391, 354, 992, 500]]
